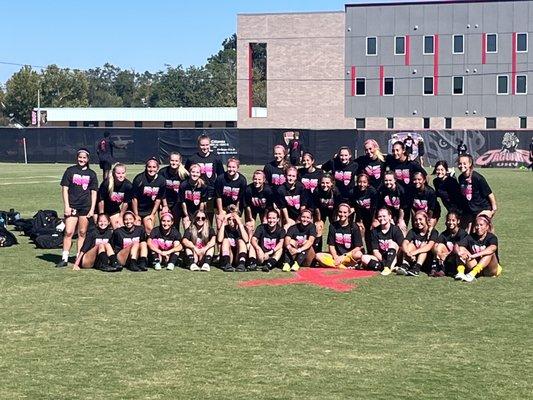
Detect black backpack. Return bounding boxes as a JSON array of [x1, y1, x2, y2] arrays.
[[25, 210, 62, 240], [0, 226, 18, 247], [34, 232, 63, 249]]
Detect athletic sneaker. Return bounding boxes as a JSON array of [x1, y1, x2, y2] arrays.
[[190, 263, 200, 272], [406, 265, 420, 277], [454, 272, 466, 281], [435, 269, 445, 278], [128, 262, 142, 272], [222, 264, 235, 272], [166, 263, 175, 271], [496, 264, 503, 276], [246, 263, 258, 272], [429, 269, 437, 277], [282, 263, 291, 272], [290, 262, 300, 272], [462, 273, 476, 283], [235, 262, 246, 272], [200, 263, 210, 272], [154, 262, 162, 271], [56, 260, 68, 268], [396, 263, 409, 276], [381, 267, 392, 276]]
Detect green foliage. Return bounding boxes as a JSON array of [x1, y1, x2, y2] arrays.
[[4, 66, 40, 125], [41, 65, 89, 107]]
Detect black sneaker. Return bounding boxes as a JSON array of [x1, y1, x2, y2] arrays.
[[137, 263, 148, 272], [261, 264, 270, 272], [128, 262, 141, 272], [111, 261, 123, 272], [222, 264, 235, 272], [246, 263, 258, 272], [100, 264, 117, 272], [56, 260, 68, 268], [235, 262, 246, 272], [407, 265, 420, 277]]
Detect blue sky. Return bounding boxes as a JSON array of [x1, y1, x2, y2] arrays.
[[1, 0, 405, 84]]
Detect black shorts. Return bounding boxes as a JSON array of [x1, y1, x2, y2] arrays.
[[69, 207, 91, 217], [99, 160, 112, 171]]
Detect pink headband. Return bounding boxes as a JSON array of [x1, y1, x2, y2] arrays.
[[160, 212, 174, 221]]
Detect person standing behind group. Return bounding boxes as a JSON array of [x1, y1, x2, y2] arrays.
[[57, 148, 98, 268], [287, 131, 303, 166], [97, 163, 133, 229], [264, 145, 289, 188], [244, 170, 275, 238], [95, 131, 115, 180], [385, 141, 425, 188], [214, 157, 247, 229], [179, 164, 208, 229], [160, 152, 189, 227], [321, 146, 359, 202], [432, 161, 464, 214], [131, 157, 166, 235], [357, 139, 386, 189]]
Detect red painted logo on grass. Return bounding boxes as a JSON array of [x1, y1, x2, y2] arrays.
[[239, 268, 378, 292]]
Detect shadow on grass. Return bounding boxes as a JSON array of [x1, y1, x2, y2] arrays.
[[36, 253, 70, 266]]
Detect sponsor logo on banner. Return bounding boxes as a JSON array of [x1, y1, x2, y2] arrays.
[[476, 132, 530, 167]]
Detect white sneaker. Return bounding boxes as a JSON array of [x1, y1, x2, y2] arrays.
[[462, 273, 476, 283], [154, 262, 162, 271], [166, 263, 175, 271], [190, 263, 200, 271], [381, 267, 392, 276], [454, 272, 466, 281], [200, 263, 210, 272], [396, 264, 408, 276]]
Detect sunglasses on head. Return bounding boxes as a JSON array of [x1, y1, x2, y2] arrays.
[[196, 216, 206, 221]]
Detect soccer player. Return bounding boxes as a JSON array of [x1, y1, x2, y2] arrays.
[[214, 157, 247, 229], [432, 210, 468, 277], [432, 160, 464, 214], [282, 209, 317, 272], [298, 152, 324, 195], [160, 152, 189, 227], [263, 145, 289, 188], [97, 163, 133, 229], [182, 210, 216, 272], [249, 209, 286, 272], [244, 170, 275, 238], [217, 206, 249, 272], [111, 211, 148, 272], [411, 171, 440, 227], [321, 146, 358, 202], [385, 141, 425, 187], [377, 171, 411, 234], [147, 212, 183, 271], [276, 166, 308, 230], [356, 139, 386, 189], [350, 173, 378, 250], [179, 164, 209, 229]]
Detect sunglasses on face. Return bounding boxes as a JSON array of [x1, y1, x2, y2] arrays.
[[196, 216, 206, 221]]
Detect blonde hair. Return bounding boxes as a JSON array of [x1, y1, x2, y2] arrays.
[[188, 164, 206, 188], [108, 163, 126, 197], [169, 152, 189, 180], [364, 139, 385, 162], [189, 210, 211, 245], [273, 145, 289, 171]]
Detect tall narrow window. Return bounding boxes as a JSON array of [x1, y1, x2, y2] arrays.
[[423, 118, 430, 129], [445, 117, 452, 129], [519, 117, 527, 129], [384, 77, 394, 96], [423, 77, 434, 95], [395, 36, 405, 55], [486, 33, 497, 53], [453, 35, 464, 54], [366, 37, 377, 55], [517, 33, 528, 52], [250, 42, 267, 114], [453, 76, 464, 95], [387, 117, 394, 129], [356, 78, 366, 96], [516, 75, 527, 94], [497, 75, 509, 95], [424, 35, 434, 54], [486, 117, 496, 129]]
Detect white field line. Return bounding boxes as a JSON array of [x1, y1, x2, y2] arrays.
[[0, 180, 59, 185], [0, 175, 58, 180]]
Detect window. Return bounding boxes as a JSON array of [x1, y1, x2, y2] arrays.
[[516, 75, 527, 94], [387, 117, 394, 129], [356, 78, 366, 96], [164, 121, 173, 128], [486, 117, 496, 129], [134, 121, 143, 128], [445, 117, 452, 129], [69, 121, 77, 127], [194, 121, 203, 128], [366, 37, 377, 55], [497, 75, 509, 95], [356, 118, 366, 129], [453, 76, 464, 95], [424, 35, 434, 54], [517, 33, 528, 52], [423, 118, 430, 129], [395, 36, 405, 55], [520, 117, 527, 129], [225, 121, 236, 128], [384, 77, 394, 96], [104, 121, 113, 127], [486, 33, 497, 53], [83, 121, 99, 127], [423, 77, 434, 95], [453, 35, 464, 54]]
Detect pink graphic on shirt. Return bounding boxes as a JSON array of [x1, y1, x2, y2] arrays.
[[95, 238, 109, 246], [251, 197, 266, 208], [335, 233, 352, 249], [185, 190, 201, 206], [356, 198, 371, 209], [223, 186, 240, 201], [446, 241, 454, 252], [461, 180, 473, 201], [272, 174, 286, 186], [123, 237, 140, 248], [334, 170, 352, 186], [378, 239, 393, 251], [110, 192, 124, 203], [395, 169, 410, 184], [472, 244, 486, 254], [73, 174, 90, 190], [413, 198, 428, 211], [286, 195, 301, 209], [301, 178, 318, 192], [263, 238, 278, 251], [414, 239, 426, 249], [195, 239, 205, 248], [320, 197, 335, 209], [165, 180, 180, 193], [365, 165, 381, 179], [384, 195, 400, 209], [153, 238, 174, 251], [143, 186, 159, 201], [295, 235, 306, 246], [199, 163, 214, 178]]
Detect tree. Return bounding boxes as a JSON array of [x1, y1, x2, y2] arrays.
[[114, 70, 136, 107], [86, 63, 123, 106], [4, 66, 41, 126], [0, 85, 8, 126], [204, 33, 237, 106], [40, 65, 89, 107], [149, 66, 188, 107]]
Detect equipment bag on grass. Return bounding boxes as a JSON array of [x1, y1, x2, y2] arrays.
[[0, 226, 18, 247], [34, 232, 63, 249], [24, 210, 62, 239]]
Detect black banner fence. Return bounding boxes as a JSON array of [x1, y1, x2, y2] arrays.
[[0, 127, 531, 168]]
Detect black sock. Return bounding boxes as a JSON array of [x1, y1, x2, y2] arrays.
[[383, 249, 397, 268], [247, 257, 257, 267], [204, 255, 213, 265], [367, 259, 382, 271], [313, 237, 323, 252], [414, 263, 422, 271], [168, 253, 179, 265], [237, 252, 247, 264], [187, 254, 195, 265], [295, 251, 306, 265], [138, 256, 147, 269], [220, 255, 231, 267], [265, 257, 277, 270], [129, 258, 138, 269], [109, 254, 118, 264]]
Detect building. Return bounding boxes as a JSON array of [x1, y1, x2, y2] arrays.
[[237, 0, 532, 130], [31, 107, 237, 128]]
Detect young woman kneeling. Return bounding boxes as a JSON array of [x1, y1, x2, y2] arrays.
[[249, 209, 286, 272]]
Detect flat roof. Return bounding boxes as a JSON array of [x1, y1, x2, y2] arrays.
[[32, 107, 237, 122], [346, 0, 529, 8]]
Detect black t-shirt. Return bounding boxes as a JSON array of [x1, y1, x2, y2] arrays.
[[179, 180, 209, 216], [112, 225, 147, 251], [80, 228, 113, 254], [183, 227, 216, 248], [405, 228, 439, 249], [98, 178, 133, 216], [149, 226, 182, 251], [253, 224, 286, 252], [410, 186, 438, 215], [223, 224, 242, 247], [458, 171, 493, 214], [350, 186, 378, 221], [311, 187, 342, 221], [459, 232, 498, 254], [160, 166, 186, 209], [132, 172, 166, 215], [370, 225, 404, 254], [185, 152, 225, 193], [263, 161, 287, 187], [288, 139, 302, 161], [60, 165, 99, 209], [437, 228, 468, 252], [377, 184, 410, 221], [276, 182, 308, 220], [385, 155, 425, 187], [356, 156, 386, 189], [96, 137, 114, 162], [433, 176, 464, 211], [322, 159, 359, 200], [244, 184, 275, 216], [327, 221, 364, 255], [298, 167, 324, 194], [286, 223, 317, 247], [214, 172, 248, 210]]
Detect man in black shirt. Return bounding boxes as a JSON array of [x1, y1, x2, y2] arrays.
[[96, 131, 115, 180]]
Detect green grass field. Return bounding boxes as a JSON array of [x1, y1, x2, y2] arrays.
[[0, 163, 531, 400]]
